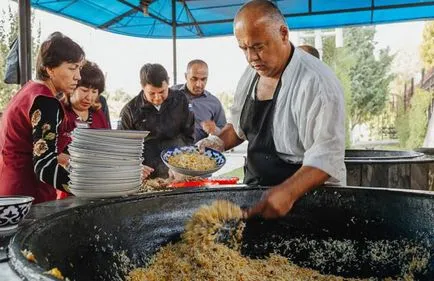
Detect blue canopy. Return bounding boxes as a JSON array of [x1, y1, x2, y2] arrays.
[[30, 0, 434, 39]]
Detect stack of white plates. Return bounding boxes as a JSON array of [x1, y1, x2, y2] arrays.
[[68, 129, 149, 198]]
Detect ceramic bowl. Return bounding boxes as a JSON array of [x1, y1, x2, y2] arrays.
[[0, 196, 34, 232], [161, 146, 226, 177]]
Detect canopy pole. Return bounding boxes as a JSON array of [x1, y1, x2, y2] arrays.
[[172, 0, 177, 85], [18, 0, 32, 85]]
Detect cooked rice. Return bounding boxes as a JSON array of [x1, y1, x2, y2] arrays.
[[21, 249, 37, 263], [126, 201, 373, 281], [139, 178, 172, 193], [168, 152, 217, 171], [44, 267, 65, 280]]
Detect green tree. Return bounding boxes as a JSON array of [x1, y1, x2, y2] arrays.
[[215, 91, 234, 120], [104, 88, 133, 120], [317, 27, 394, 144], [321, 35, 354, 146], [0, 5, 41, 110], [0, 6, 19, 110], [105, 88, 132, 103], [344, 27, 395, 130], [215, 92, 233, 112], [420, 21, 434, 68], [395, 88, 432, 148]]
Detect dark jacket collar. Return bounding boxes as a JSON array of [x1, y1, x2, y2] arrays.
[[180, 84, 208, 97], [137, 89, 175, 110]]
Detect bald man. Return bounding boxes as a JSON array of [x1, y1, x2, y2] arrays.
[[197, 0, 346, 219], [172, 60, 227, 142]]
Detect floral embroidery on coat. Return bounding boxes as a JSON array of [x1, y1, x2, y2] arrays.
[[41, 123, 51, 133], [33, 139, 48, 156], [31, 109, 41, 127], [44, 132, 56, 141], [30, 96, 70, 191]]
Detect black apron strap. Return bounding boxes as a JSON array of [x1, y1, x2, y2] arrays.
[[239, 46, 300, 186]]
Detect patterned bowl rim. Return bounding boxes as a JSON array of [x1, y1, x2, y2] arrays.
[[0, 196, 34, 207], [160, 146, 226, 172]]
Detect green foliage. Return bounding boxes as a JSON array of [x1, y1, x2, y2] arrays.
[[395, 107, 410, 147], [0, 6, 19, 110], [319, 27, 395, 145], [420, 21, 434, 68], [395, 88, 432, 148], [321, 36, 337, 66], [321, 35, 353, 147], [345, 27, 395, 129], [105, 88, 132, 103], [104, 88, 133, 120], [215, 91, 234, 117], [0, 5, 41, 111], [331, 47, 354, 147]]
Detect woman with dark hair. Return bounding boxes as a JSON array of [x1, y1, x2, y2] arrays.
[[56, 61, 109, 199], [0, 32, 85, 203], [58, 60, 109, 153]]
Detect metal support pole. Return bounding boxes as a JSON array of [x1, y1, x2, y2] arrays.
[[18, 0, 32, 85], [314, 30, 323, 60], [172, 0, 177, 85]]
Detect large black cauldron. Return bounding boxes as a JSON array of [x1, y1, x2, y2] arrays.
[[9, 187, 434, 280], [345, 149, 434, 190]]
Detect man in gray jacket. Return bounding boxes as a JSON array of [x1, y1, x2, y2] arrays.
[[172, 60, 226, 142]]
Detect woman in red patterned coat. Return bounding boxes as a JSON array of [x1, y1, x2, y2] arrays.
[[0, 32, 85, 203]]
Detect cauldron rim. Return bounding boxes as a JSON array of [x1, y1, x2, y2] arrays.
[[344, 149, 430, 163], [8, 186, 434, 280], [416, 147, 434, 155]]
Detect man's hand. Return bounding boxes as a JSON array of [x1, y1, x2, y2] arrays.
[[195, 135, 225, 152], [168, 169, 189, 181], [200, 120, 218, 135], [244, 166, 330, 219], [57, 153, 70, 169], [141, 165, 154, 180], [244, 185, 296, 219]]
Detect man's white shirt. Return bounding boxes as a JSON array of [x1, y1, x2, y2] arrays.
[[230, 47, 346, 184]]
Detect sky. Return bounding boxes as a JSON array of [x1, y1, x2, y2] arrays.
[[0, 0, 427, 97]]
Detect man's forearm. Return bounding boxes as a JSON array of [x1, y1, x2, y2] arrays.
[[217, 123, 244, 150], [279, 166, 330, 202], [245, 166, 330, 219]]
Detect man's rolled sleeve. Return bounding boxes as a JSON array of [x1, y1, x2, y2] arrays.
[[302, 96, 346, 184]]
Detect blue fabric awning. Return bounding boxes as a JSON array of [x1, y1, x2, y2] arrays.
[[30, 0, 434, 39]]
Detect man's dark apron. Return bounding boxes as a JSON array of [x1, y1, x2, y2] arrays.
[[240, 70, 301, 186]]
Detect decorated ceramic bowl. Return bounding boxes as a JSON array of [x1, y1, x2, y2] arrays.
[[0, 196, 34, 232], [161, 146, 226, 177]]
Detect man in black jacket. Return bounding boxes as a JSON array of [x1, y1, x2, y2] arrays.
[[118, 63, 194, 178]]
